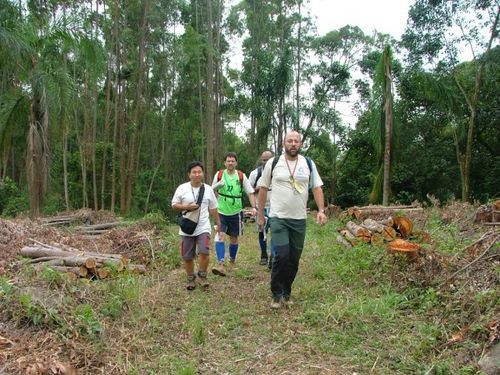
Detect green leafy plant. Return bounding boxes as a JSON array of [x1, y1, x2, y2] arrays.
[[75, 304, 102, 337]]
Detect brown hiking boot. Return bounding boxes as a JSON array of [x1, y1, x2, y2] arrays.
[[270, 297, 281, 309], [228, 260, 237, 272], [212, 263, 226, 277], [197, 271, 209, 289], [186, 274, 196, 291]]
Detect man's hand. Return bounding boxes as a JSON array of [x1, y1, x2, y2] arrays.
[[316, 211, 328, 225], [185, 203, 199, 211], [251, 207, 257, 217], [257, 212, 266, 228]]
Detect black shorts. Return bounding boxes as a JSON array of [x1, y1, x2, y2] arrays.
[[220, 212, 243, 236]]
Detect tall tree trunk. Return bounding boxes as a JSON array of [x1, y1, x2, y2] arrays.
[[91, 0, 99, 211], [295, 0, 302, 130], [205, 0, 215, 179], [214, 0, 223, 164], [455, 7, 499, 201], [81, 76, 90, 208], [101, 58, 112, 210], [195, 0, 206, 167], [382, 47, 393, 206], [125, 0, 149, 213], [111, 0, 121, 212], [27, 86, 49, 218]]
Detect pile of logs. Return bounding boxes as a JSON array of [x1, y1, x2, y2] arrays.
[[40, 215, 84, 227], [336, 216, 416, 248], [20, 240, 145, 279], [474, 200, 500, 226], [74, 222, 120, 236], [346, 204, 423, 221]]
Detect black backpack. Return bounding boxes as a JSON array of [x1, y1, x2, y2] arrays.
[[270, 155, 314, 191]]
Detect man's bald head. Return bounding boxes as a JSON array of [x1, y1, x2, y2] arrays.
[[284, 131, 302, 142], [284, 131, 302, 158], [261, 151, 273, 165]]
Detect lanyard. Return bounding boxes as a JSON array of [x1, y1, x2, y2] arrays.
[[190, 185, 200, 203], [285, 156, 298, 181]]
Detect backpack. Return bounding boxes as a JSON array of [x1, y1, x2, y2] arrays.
[[217, 169, 243, 188], [216, 169, 244, 199], [270, 155, 314, 191], [252, 165, 263, 188]]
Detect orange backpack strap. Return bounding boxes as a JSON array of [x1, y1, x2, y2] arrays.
[[237, 170, 243, 187], [217, 169, 224, 181]]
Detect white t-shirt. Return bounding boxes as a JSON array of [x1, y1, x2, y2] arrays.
[[258, 155, 323, 219], [171, 182, 218, 236], [248, 166, 271, 209]]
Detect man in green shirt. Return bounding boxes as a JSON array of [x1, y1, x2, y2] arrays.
[[211, 152, 257, 275]]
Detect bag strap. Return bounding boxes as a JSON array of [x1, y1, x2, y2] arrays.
[[196, 184, 205, 205]]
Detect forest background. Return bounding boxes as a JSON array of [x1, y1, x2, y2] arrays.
[[0, 0, 499, 218]]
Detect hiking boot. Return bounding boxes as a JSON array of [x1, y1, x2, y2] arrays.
[[259, 257, 268, 266], [228, 260, 237, 272], [270, 297, 281, 309], [283, 296, 294, 307], [197, 271, 209, 289], [212, 263, 226, 277], [186, 274, 196, 291]]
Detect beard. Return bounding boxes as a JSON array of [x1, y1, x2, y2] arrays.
[[285, 147, 299, 157]]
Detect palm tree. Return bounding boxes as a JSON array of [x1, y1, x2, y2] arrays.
[[369, 46, 396, 205], [0, 15, 77, 217]]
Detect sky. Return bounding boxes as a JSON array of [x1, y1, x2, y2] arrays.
[[304, 0, 413, 126], [308, 0, 412, 39], [226, 0, 414, 132]]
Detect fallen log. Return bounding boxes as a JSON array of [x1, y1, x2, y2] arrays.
[[339, 229, 358, 246], [22, 245, 123, 262], [361, 219, 385, 233], [346, 221, 371, 243], [378, 217, 394, 227], [21, 246, 75, 259], [29, 255, 97, 269], [336, 234, 352, 248], [75, 222, 120, 231], [347, 206, 423, 220]]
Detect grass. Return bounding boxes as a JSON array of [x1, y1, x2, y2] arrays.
[[1, 215, 497, 374]]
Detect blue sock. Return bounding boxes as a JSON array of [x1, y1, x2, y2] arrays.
[[215, 241, 225, 263], [229, 243, 238, 261], [258, 232, 267, 257]]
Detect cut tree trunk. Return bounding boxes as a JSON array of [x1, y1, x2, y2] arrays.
[[393, 216, 413, 238], [361, 219, 385, 233], [336, 235, 352, 248], [370, 233, 384, 246], [346, 221, 371, 243], [339, 229, 358, 246], [381, 226, 397, 241]]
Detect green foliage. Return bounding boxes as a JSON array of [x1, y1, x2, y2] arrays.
[[0, 176, 19, 215], [0, 276, 13, 298], [75, 304, 102, 336], [2, 194, 30, 217]]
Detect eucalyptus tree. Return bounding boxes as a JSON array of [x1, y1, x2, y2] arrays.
[[403, 0, 500, 201], [229, 0, 303, 155]]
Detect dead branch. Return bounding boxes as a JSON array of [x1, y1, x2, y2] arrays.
[[439, 234, 499, 288]]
